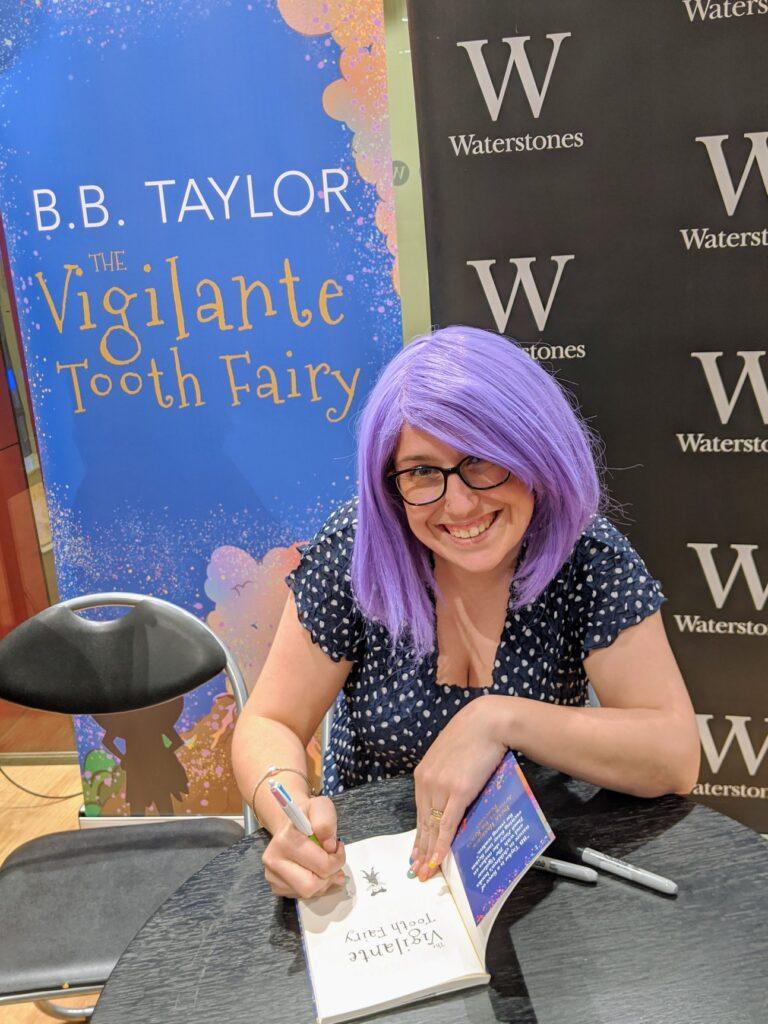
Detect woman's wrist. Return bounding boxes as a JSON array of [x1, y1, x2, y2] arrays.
[[251, 767, 314, 832], [482, 693, 524, 749]]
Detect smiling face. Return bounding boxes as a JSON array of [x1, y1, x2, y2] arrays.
[[392, 424, 535, 579]]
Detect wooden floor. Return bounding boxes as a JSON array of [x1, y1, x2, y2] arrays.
[[0, 701, 76, 755], [0, 765, 95, 1023]]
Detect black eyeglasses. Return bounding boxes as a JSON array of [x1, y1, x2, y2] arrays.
[[388, 456, 511, 506]]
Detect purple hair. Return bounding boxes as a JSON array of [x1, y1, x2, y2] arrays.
[[351, 326, 602, 657]]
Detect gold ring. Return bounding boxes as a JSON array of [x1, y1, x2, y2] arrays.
[[430, 807, 444, 822]]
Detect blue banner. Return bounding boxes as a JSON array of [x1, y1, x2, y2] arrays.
[[0, 0, 401, 814]]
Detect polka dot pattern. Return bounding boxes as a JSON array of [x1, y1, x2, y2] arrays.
[[286, 498, 665, 794]]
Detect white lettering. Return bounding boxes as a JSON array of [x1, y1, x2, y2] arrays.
[[467, 255, 574, 333], [207, 176, 240, 220], [456, 33, 571, 121], [32, 189, 60, 231], [144, 179, 176, 224], [688, 542, 768, 610], [273, 170, 315, 217], [697, 714, 768, 775], [695, 132, 768, 216], [690, 351, 768, 425], [321, 168, 352, 212], [79, 185, 109, 228]]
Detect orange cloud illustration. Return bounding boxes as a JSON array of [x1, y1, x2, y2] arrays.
[[277, 0, 398, 291], [205, 542, 303, 692]]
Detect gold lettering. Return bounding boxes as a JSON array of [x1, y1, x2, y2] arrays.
[[306, 362, 330, 402], [232, 275, 276, 330], [256, 364, 285, 405], [280, 257, 312, 327], [36, 264, 82, 333], [327, 367, 360, 422], [56, 359, 88, 414], [319, 278, 344, 326], [195, 278, 234, 331], [166, 256, 190, 341], [147, 358, 174, 409], [171, 345, 204, 408], [219, 352, 252, 407]]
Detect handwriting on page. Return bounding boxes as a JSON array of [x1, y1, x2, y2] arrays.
[[345, 913, 444, 964]]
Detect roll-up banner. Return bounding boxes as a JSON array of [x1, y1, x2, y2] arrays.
[[404, 0, 768, 831], [0, 1, 401, 816]]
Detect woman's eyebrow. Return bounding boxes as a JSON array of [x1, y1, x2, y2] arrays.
[[395, 454, 436, 466]]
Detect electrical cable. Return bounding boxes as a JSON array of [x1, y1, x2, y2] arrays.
[[0, 765, 82, 800]]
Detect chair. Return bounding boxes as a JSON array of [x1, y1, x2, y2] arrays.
[[0, 592, 256, 1021]]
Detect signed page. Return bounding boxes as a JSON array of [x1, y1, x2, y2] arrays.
[[297, 828, 487, 1024]]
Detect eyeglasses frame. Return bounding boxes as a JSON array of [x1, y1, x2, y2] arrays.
[[387, 456, 512, 507]]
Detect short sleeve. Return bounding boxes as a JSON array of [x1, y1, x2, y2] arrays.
[[284, 499, 365, 663], [575, 517, 666, 658]]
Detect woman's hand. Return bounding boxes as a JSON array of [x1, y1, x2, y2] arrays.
[[411, 695, 510, 881], [261, 795, 347, 899]]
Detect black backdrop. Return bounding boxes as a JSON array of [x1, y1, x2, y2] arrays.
[[405, 0, 768, 831]]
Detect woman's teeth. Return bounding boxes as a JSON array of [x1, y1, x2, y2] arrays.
[[443, 512, 496, 540]]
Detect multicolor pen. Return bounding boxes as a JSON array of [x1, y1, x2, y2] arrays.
[[268, 779, 322, 846]]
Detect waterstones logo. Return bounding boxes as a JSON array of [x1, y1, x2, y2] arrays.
[[680, 132, 768, 250], [452, 33, 583, 158], [674, 614, 768, 635], [683, 0, 768, 19], [467, 254, 575, 339], [676, 351, 768, 454], [696, 132, 768, 216], [696, 715, 768, 779], [674, 542, 768, 637], [688, 543, 768, 610]]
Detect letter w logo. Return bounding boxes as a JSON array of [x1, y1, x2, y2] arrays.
[[467, 255, 574, 333], [695, 132, 768, 216], [687, 543, 768, 610], [697, 715, 768, 776], [690, 351, 768, 425], [456, 34, 571, 121]]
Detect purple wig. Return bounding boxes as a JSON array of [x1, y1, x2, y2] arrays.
[[351, 326, 602, 657]]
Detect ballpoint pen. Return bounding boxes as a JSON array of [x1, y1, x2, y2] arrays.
[[268, 779, 322, 846]]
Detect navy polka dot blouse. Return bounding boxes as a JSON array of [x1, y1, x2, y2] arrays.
[[285, 498, 665, 795]]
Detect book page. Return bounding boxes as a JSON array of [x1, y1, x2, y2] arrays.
[[298, 828, 487, 1023], [442, 753, 554, 959]]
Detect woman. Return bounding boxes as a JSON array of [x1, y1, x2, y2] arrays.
[[232, 326, 700, 900]]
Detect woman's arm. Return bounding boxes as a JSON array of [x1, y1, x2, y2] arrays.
[[231, 592, 351, 834], [231, 593, 355, 899], [494, 610, 701, 799], [412, 611, 700, 879]]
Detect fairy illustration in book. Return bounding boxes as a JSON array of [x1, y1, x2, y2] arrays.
[[363, 867, 387, 896]]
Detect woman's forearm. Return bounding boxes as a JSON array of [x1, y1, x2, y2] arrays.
[[231, 713, 313, 834], [490, 696, 700, 798]]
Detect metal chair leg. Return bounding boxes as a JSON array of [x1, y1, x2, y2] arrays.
[[34, 999, 95, 1021]]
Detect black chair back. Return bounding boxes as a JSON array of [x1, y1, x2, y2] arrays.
[[0, 599, 226, 714]]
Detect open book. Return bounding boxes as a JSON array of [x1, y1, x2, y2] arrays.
[[297, 752, 553, 1023]]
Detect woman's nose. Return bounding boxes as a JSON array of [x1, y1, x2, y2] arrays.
[[442, 473, 479, 515]]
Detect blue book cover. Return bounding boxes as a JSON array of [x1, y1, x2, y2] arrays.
[[447, 752, 554, 928]]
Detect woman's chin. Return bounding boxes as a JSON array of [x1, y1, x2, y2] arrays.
[[435, 540, 507, 575]]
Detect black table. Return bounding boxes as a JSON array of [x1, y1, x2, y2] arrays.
[[92, 767, 768, 1024]]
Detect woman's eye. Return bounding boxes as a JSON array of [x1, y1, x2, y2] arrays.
[[408, 466, 439, 480]]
